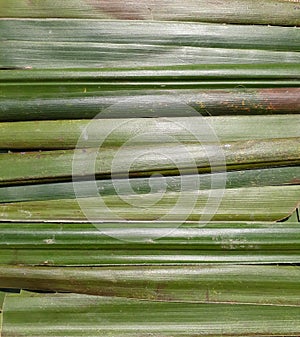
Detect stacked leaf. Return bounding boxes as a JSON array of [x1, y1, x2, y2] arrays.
[[1, 21, 300, 68], [1, 88, 300, 121], [0, 2, 300, 336], [3, 290, 300, 337], [1, 0, 300, 25]]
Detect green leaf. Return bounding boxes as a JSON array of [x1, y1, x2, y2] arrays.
[[2, 247, 300, 266], [1, 220, 300, 249], [0, 88, 299, 122], [0, 185, 298, 222], [0, 138, 299, 185], [3, 292, 300, 336], [1, 0, 300, 26], [2, 64, 300, 81], [0, 20, 300, 68], [0, 166, 298, 203], [1, 221, 300, 265], [2, 264, 300, 305], [0, 116, 299, 150]]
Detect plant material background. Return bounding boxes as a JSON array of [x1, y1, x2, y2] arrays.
[[0, 1, 299, 336]]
